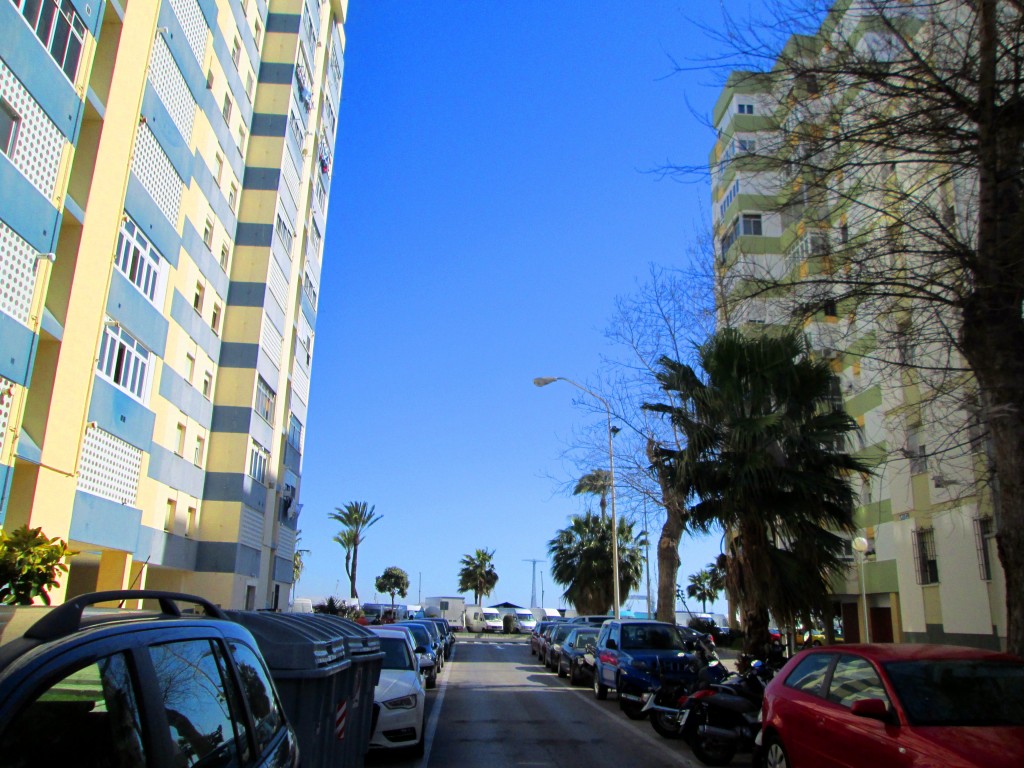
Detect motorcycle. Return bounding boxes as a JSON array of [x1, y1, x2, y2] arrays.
[[680, 660, 775, 766], [641, 636, 723, 739]]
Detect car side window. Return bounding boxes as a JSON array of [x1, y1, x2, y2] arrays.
[[828, 655, 890, 708], [608, 624, 621, 649], [150, 639, 244, 768], [0, 652, 146, 768], [784, 653, 835, 696], [597, 625, 610, 648], [229, 640, 286, 754]]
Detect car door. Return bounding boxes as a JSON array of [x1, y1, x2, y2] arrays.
[[816, 654, 911, 768], [598, 623, 622, 688], [773, 652, 838, 766]]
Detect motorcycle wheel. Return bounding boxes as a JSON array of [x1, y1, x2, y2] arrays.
[[649, 710, 685, 739], [763, 736, 789, 768], [617, 678, 647, 720], [691, 733, 737, 766]]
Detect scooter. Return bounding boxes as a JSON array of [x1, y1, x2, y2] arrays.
[[680, 660, 775, 766], [641, 637, 724, 739]]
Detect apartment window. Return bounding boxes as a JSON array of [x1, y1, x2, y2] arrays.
[[206, 69, 215, 90], [329, 51, 342, 85], [202, 371, 213, 399], [214, 152, 224, 183], [193, 282, 205, 313], [740, 214, 763, 236], [275, 214, 294, 252], [186, 506, 197, 537], [211, 303, 221, 335], [221, 93, 233, 123], [97, 324, 150, 401], [220, 244, 230, 271], [203, 218, 214, 248], [115, 215, 163, 304], [164, 499, 177, 532], [14, 0, 87, 81], [255, 377, 276, 422], [287, 414, 303, 449], [840, 223, 849, 243], [309, 221, 322, 255], [0, 99, 21, 157], [302, 271, 318, 308], [907, 428, 927, 474], [237, 125, 247, 154], [248, 440, 269, 484], [253, 18, 263, 49], [231, 37, 241, 67], [823, 298, 838, 318], [913, 527, 939, 585], [194, 435, 205, 466], [737, 102, 755, 114], [737, 138, 756, 153], [175, 423, 186, 456], [975, 517, 994, 580], [228, 183, 238, 212], [185, 353, 195, 383], [245, 72, 255, 101]]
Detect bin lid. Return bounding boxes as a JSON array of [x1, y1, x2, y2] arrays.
[[225, 611, 352, 674], [306, 615, 382, 657]]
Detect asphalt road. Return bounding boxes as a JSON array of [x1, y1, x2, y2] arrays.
[[366, 634, 755, 768]]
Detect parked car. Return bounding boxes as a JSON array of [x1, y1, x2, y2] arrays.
[[535, 622, 560, 664], [396, 621, 445, 671], [422, 617, 455, 659], [531, 621, 556, 656], [758, 643, 1024, 768], [544, 622, 578, 671], [593, 619, 709, 720], [558, 627, 601, 684], [384, 622, 438, 689], [367, 628, 426, 756], [0, 590, 299, 768]]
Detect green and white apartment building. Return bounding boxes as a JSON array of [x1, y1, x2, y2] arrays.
[[0, 0, 346, 609], [710, 2, 1006, 648]]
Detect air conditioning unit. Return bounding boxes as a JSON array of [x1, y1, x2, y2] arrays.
[[933, 474, 960, 489]]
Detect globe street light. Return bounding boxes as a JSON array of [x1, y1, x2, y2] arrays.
[[852, 535, 871, 643], [534, 376, 620, 619]]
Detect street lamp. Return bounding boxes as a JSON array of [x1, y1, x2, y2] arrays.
[[852, 536, 871, 643], [534, 376, 621, 619]]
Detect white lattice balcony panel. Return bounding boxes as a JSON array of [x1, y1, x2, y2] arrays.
[[77, 426, 143, 506], [0, 221, 38, 324]]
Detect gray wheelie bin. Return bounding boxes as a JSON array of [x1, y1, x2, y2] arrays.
[[311, 615, 385, 766], [226, 611, 353, 766]]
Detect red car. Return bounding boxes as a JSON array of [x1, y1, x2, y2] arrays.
[[758, 643, 1024, 768]]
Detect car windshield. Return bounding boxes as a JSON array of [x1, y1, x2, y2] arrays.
[[570, 631, 598, 646], [402, 624, 430, 647], [884, 659, 1024, 726], [620, 624, 689, 651], [380, 638, 415, 671]]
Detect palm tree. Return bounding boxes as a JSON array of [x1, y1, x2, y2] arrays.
[[457, 549, 499, 605], [329, 501, 383, 599], [686, 568, 718, 613], [548, 512, 644, 615], [573, 469, 612, 520], [644, 328, 869, 657]]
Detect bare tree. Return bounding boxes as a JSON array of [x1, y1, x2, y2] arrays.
[[668, 0, 1024, 652]]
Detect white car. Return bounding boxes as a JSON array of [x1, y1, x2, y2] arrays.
[[368, 628, 427, 756]]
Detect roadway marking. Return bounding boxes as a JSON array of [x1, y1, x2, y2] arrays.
[[413, 644, 455, 766]]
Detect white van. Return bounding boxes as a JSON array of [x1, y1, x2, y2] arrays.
[[513, 609, 537, 633], [481, 608, 504, 633]]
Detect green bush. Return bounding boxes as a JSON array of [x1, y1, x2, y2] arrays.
[[0, 526, 75, 605]]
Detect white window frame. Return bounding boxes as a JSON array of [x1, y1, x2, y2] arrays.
[[248, 439, 269, 484], [114, 215, 165, 306], [97, 322, 151, 402]]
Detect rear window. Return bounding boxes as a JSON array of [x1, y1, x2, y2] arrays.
[[380, 638, 415, 671], [884, 659, 1024, 726], [620, 624, 689, 651]]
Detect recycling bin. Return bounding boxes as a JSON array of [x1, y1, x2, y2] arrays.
[[226, 611, 354, 766]]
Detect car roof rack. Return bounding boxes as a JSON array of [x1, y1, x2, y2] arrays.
[[24, 590, 229, 642]]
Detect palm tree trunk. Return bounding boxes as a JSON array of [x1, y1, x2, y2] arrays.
[[350, 546, 359, 599]]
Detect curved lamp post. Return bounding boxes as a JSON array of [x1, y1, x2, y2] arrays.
[[533, 376, 620, 619]]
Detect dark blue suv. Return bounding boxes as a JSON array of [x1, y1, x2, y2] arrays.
[[0, 590, 299, 768], [592, 619, 710, 719]]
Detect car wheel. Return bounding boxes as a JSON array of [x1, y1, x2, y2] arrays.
[[557, 659, 567, 678], [617, 678, 647, 720], [593, 670, 609, 700], [763, 735, 789, 768], [569, 662, 581, 686], [426, 671, 437, 690]]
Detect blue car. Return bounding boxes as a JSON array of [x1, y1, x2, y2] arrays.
[[592, 619, 708, 720], [558, 626, 601, 685]]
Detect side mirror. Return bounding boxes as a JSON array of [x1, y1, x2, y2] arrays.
[[415, 646, 427, 655], [850, 698, 891, 722]]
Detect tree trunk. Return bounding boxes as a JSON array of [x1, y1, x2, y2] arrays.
[[655, 507, 684, 623], [349, 546, 359, 599], [961, 0, 1024, 657]]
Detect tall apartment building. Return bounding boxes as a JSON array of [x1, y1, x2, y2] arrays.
[[0, 0, 346, 610], [710, 4, 1006, 648]]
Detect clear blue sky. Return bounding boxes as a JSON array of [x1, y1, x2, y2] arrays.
[[296, 2, 756, 616]]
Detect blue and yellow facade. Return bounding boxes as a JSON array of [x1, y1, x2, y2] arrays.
[[0, 0, 346, 609]]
